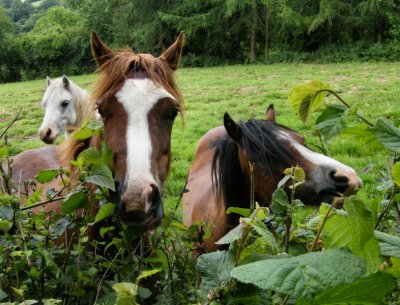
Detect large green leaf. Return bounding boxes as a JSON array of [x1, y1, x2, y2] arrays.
[[341, 124, 382, 148], [36, 169, 59, 184], [78, 148, 103, 165], [321, 197, 380, 273], [25, 189, 42, 207], [231, 249, 365, 299], [270, 188, 290, 216], [93, 202, 115, 224], [315, 104, 347, 141], [250, 219, 281, 254], [112, 282, 138, 305], [288, 80, 330, 122], [374, 231, 400, 258], [62, 190, 89, 214], [371, 118, 400, 152], [85, 164, 115, 191], [197, 250, 235, 293], [215, 223, 243, 245], [296, 272, 396, 305]]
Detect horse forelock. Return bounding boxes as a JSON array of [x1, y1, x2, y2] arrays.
[[238, 119, 299, 172], [91, 50, 183, 110]]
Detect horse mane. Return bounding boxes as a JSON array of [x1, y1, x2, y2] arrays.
[[59, 49, 183, 166], [211, 119, 299, 208]]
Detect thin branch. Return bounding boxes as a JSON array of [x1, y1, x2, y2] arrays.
[[0, 109, 22, 139], [310, 197, 344, 252], [314, 89, 374, 127]]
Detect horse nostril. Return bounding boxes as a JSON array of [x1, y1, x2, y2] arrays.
[[329, 170, 349, 184], [146, 184, 158, 203], [46, 129, 52, 137]]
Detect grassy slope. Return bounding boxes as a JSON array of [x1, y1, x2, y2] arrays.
[[0, 62, 399, 215]]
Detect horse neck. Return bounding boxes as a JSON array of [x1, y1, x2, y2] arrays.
[[212, 137, 251, 211], [70, 83, 93, 126], [58, 134, 101, 169]]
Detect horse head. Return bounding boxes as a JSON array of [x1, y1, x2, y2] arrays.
[[39, 75, 89, 144], [89, 31, 184, 229], [222, 104, 362, 206]]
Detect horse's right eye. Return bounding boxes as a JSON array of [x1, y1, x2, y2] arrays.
[[61, 100, 69, 107], [98, 107, 105, 117]]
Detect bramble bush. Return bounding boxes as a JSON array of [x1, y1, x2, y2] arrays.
[[0, 82, 400, 304]]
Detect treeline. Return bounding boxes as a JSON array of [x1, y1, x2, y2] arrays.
[[1, 0, 400, 83]]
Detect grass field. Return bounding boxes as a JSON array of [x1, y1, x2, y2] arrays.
[[0, 62, 399, 215]]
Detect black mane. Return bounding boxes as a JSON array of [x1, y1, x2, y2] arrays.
[[211, 119, 299, 209]]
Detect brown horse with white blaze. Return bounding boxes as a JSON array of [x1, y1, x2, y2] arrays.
[[183, 105, 362, 252], [10, 31, 185, 230]]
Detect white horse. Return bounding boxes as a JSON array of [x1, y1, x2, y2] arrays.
[[39, 75, 92, 144]]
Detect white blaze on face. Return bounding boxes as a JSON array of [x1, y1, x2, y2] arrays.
[[280, 130, 362, 188], [115, 78, 175, 189]]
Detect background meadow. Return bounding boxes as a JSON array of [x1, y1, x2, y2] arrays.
[[0, 62, 399, 215]]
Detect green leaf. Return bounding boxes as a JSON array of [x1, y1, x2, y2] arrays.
[[315, 104, 347, 141], [215, 224, 243, 245], [231, 249, 365, 299], [73, 120, 103, 140], [78, 148, 103, 165], [341, 125, 382, 148], [25, 189, 42, 207], [371, 118, 400, 152], [50, 217, 73, 237], [112, 282, 138, 305], [0, 205, 13, 220], [296, 272, 396, 305], [321, 197, 381, 273], [137, 268, 163, 280], [62, 191, 89, 214], [197, 250, 235, 293], [288, 80, 330, 122], [374, 230, 400, 258], [85, 164, 115, 191], [36, 169, 59, 184], [392, 162, 400, 187], [93, 202, 115, 224], [250, 220, 280, 254], [270, 188, 290, 215], [0, 220, 12, 232], [0, 290, 7, 301], [226, 207, 251, 217]]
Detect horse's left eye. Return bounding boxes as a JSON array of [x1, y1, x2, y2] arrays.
[[61, 100, 69, 107], [168, 108, 179, 121]]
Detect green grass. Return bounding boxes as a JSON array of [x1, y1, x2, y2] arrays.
[[0, 62, 399, 215]]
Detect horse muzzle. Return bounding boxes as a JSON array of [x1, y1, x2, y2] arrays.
[[39, 127, 58, 144], [110, 182, 164, 229]]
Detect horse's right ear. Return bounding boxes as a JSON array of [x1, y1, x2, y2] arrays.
[[266, 104, 276, 122], [90, 31, 114, 67], [159, 32, 185, 70], [224, 113, 242, 144], [46, 76, 52, 87]]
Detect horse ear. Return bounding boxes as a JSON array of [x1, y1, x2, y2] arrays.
[[266, 104, 276, 122], [90, 31, 114, 67], [46, 76, 52, 87], [159, 32, 185, 70], [224, 113, 242, 143], [62, 75, 70, 88]]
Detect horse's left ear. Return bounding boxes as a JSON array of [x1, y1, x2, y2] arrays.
[[266, 104, 276, 122], [90, 31, 114, 67], [62, 75, 70, 89], [159, 32, 185, 70], [224, 113, 242, 144]]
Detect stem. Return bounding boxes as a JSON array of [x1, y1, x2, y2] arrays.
[[375, 186, 398, 229], [314, 89, 374, 127], [0, 109, 22, 139], [93, 248, 122, 304], [281, 295, 290, 305], [310, 197, 343, 252]]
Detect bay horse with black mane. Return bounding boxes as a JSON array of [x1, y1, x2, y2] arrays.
[[10, 30, 185, 231], [183, 105, 362, 252]]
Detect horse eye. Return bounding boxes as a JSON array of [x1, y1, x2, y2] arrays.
[[168, 108, 179, 121], [97, 107, 105, 117], [61, 100, 69, 107]]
